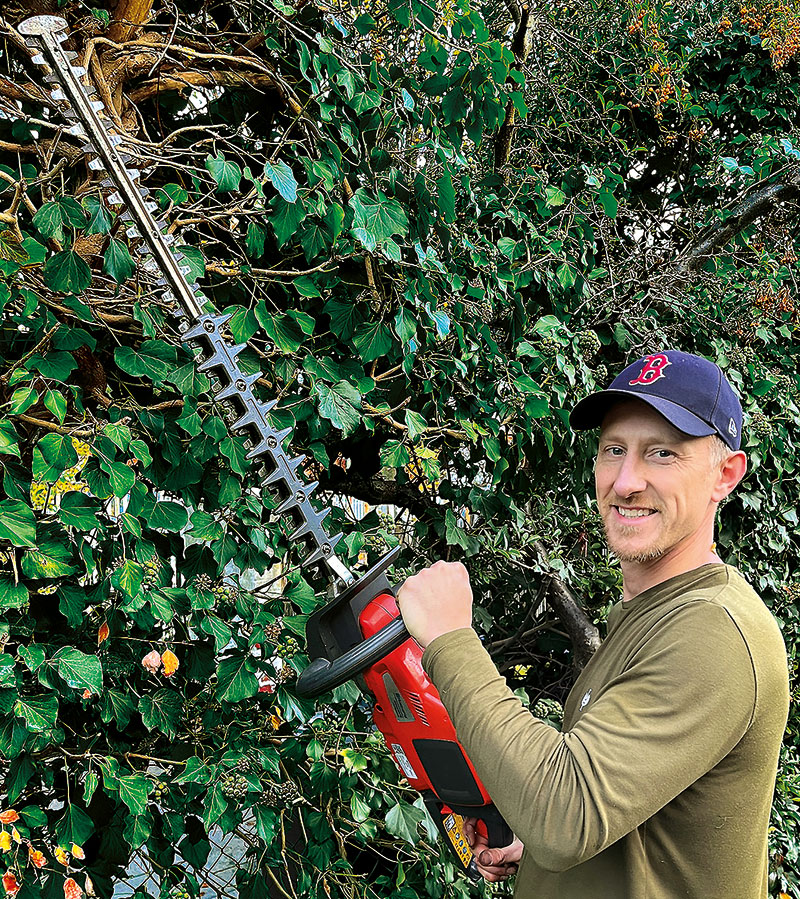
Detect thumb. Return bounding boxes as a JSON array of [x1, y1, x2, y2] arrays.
[[479, 848, 508, 867]]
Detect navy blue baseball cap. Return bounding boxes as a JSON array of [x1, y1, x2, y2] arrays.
[[570, 350, 743, 450]]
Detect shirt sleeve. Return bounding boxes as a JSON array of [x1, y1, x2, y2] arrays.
[[421, 603, 756, 873]]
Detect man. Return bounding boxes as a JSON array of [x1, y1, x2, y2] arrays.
[[396, 350, 789, 898]]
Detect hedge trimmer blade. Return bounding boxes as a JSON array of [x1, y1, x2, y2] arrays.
[[19, 15, 354, 588]]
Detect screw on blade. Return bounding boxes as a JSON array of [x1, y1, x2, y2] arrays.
[[18, 15, 355, 589]]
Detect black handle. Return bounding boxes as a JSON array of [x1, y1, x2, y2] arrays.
[[295, 617, 411, 697]]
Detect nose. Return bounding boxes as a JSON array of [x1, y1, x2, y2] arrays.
[[612, 453, 648, 499]]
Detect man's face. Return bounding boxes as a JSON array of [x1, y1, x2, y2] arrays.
[[594, 400, 720, 564]]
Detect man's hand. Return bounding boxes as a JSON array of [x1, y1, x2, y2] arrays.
[[464, 818, 524, 882], [395, 560, 473, 649]]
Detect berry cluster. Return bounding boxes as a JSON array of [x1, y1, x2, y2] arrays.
[[275, 665, 296, 685], [275, 636, 299, 659], [749, 411, 774, 439], [263, 619, 282, 644], [170, 889, 191, 899], [194, 573, 213, 592], [576, 330, 601, 359], [533, 698, 564, 724], [743, 51, 758, 65], [236, 756, 254, 774], [593, 363, 609, 385], [151, 780, 168, 801], [142, 557, 161, 588], [262, 780, 301, 807], [538, 334, 560, 354], [221, 772, 250, 802]]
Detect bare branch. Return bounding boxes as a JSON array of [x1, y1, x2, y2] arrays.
[[677, 181, 800, 272]]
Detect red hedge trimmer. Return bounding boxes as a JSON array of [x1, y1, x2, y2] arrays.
[[19, 15, 512, 879]]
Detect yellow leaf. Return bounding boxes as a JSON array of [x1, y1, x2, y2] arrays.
[[0, 833, 10, 852], [10, 829, 20, 845], [70, 845, 84, 860], [28, 848, 46, 869], [54, 847, 68, 865], [161, 649, 179, 678]]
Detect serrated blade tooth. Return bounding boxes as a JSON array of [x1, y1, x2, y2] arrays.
[[264, 453, 304, 484], [31, 54, 45, 65], [62, 50, 78, 61], [128, 226, 142, 240], [231, 400, 278, 431], [214, 370, 259, 401], [245, 428, 293, 460], [303, 533, 344, 566], [67, 122, 86, 137], [275, 482, 318, 514], [107, 191, 122, 205], [90, 99, 104, 112], [144, 201, 158, 213], [88, 158, 105, 171], [71, 65, 87, 77], [50, 88, 66, 101], [289, 507, 332, 542], [197, 350, 228, 372], [182, 313, 232, 341]]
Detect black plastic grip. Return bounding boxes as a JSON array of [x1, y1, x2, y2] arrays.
[[295, 617, 410, 697]]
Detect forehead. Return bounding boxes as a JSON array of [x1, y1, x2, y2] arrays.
[[599, 399, 687, 443]]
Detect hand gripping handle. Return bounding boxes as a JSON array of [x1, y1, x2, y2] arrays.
[[295, 617, 410, 697]]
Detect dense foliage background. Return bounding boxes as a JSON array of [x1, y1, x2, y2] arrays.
[[0, 0, 798, 896]]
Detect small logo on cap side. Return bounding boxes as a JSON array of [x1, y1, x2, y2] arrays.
[[728, 418, 737, 438], [629, 353, 672, 386]]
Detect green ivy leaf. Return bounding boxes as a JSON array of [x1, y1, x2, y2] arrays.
[[32, 202, 64, 239], [32, 433, 78, 483], [0, 578, 29, 611], [14, 694, 58, 732], [264, 160, 298, 202], [103, 238, 136, 283], [112, 559, 144, 599], [0, 500, 36, 547], [139, 689, 182, 737], [205, 152, 242, 193], [9, 387, 38, 415], [118, 774, 151, 816], [115, 340, 177, 384], [353, 320, 393, 362], [55, 804, 94, 846], [142, 495, 189, 532], [379, 439, 410, 468], [384, 801, 425, 845], [83, 195, 112, 235], [216, 652, 259, 703], [51, 647, 103, 695], [315, 381, 362, 436], [269, 197, 307, 246], [43, 250, 91, 294], [58, 492, 100, 531], [349, 189, 409, 243], [22, 541, 77, 578], [43, 389, 67, 424], [108, 461, 136, 498], [404, 410, 427, 441]]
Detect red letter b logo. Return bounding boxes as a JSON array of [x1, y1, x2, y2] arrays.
[[629, 353, 671, 386]]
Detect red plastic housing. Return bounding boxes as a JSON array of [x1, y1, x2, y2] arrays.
[[359, 592, 493, 808]]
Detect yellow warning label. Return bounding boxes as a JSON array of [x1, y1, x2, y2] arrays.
[[443, 812, 473, 870]]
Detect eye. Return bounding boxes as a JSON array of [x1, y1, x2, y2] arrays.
[[653, 449, 674, 459], [603, 446, 624, 456]]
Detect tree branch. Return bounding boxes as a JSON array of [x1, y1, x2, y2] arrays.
[[318, 471, 434, 519], [128, 70, 277, 103], [533, 541, 600, 670], [677, 181, 800, 272]]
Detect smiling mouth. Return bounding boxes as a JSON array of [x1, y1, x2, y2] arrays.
[[613, 506, 658, 520]]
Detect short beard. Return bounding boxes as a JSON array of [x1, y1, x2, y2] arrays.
[[603, 523, 670, 564]]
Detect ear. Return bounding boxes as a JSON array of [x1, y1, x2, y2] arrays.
[[711, 451, 747, 503]]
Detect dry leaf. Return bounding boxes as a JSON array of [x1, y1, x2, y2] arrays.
[[2, 871, 19, 895], [54, 847, 68, 866], [70, 845, 85, 861], [64, 877, 83, 899], [0, 813, 18, 826], [9, 831, 19, 846], [161, 649, 179, 678], [28, 848, 45, 869], [141, 650, 161, 674], [97, 622, 109, 645]]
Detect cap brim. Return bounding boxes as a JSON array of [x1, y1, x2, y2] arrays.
[[569, 390, 716, 438]]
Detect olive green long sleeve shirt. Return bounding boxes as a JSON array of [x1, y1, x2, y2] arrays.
[[422, 564, 789, 899]]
